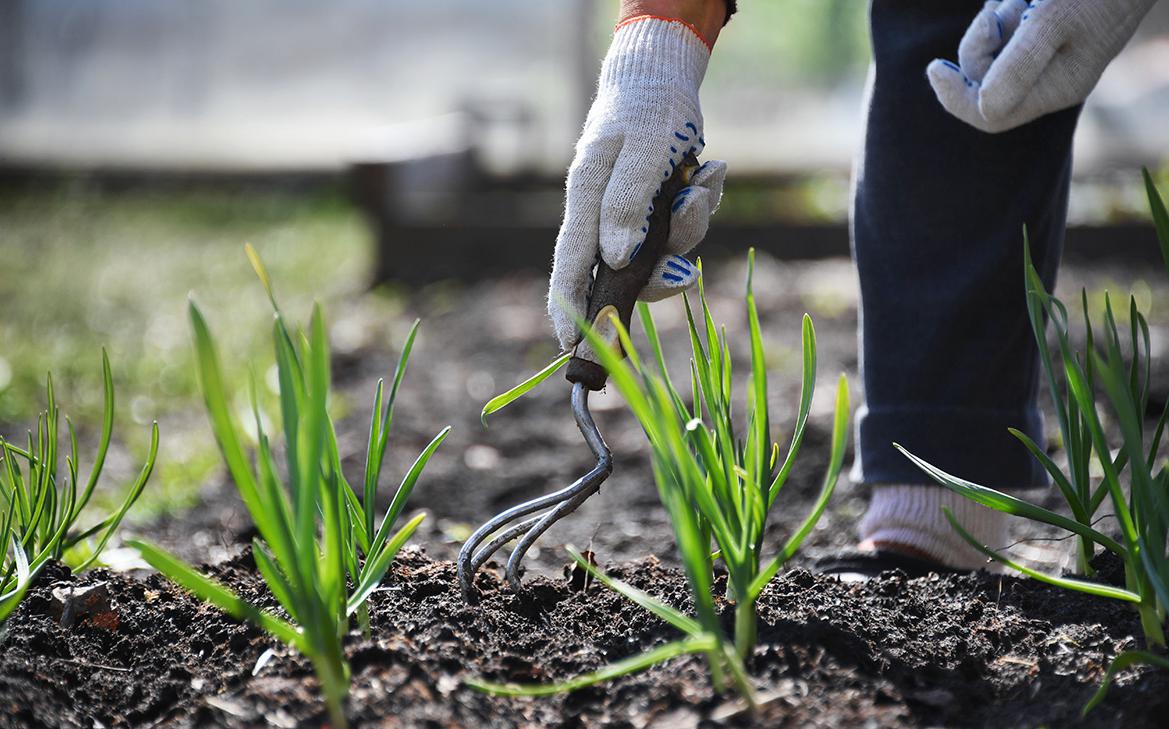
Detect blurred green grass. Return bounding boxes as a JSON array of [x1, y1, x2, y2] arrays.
[[593, 0, 872, 88], [708, 0, 870, 87], [0, 180, 376, 517]]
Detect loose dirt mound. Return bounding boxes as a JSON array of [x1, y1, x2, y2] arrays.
[[2, 548, 1164, 728]]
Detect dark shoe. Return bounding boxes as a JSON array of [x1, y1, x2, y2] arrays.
[[815, 549, 969, 582]]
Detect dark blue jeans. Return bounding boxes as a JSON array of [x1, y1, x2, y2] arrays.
[[851, 0, 1082, 491]]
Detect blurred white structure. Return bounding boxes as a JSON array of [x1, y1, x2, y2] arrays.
[[1, 0, 1167, 176], [0, 0, 596, 173]]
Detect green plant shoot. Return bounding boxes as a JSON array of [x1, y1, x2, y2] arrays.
[[1, 351, 158, 623], [480, 352, 571, 426], [132, 247, 447, 728]]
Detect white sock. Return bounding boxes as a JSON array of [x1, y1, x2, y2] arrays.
[[859, 484, 1009, 571]]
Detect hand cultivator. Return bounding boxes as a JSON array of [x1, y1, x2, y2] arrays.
[[458, 153, 701, 600]]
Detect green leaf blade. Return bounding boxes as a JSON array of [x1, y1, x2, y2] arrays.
[[480, 353, 572, 426], [466, 635, 716, 697]]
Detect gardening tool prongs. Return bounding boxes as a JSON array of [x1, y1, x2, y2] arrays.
[[458, 382, 611, 599], [458, 152, 700, 601]]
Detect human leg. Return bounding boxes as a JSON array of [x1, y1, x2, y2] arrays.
[[850, 0, 1081, 567]]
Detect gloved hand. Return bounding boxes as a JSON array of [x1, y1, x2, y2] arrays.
[[927, 0, 1158, 134], [548, 16, 728, 351]]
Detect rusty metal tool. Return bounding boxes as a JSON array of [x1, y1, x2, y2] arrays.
[[458, 152, 701, 600]]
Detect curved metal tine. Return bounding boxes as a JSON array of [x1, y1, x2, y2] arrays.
[[458, 383, 612, 600], [458, 460, 603, 598], [459, 500, 551, 599], [504, 466, 606, 590], [504, 383, 612, 589], [469, 514, 543, 571], [570, 383, 610, 467], [457, 385, 599, 598], [459, 457, 607, 597]]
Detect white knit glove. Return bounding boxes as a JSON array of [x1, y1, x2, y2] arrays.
[[927, 0, 1158, 134], [548, 16, 727, 351]]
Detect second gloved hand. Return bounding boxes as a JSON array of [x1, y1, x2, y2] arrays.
[[927, 0, 1157, 134], [548, 15, 727, 352]]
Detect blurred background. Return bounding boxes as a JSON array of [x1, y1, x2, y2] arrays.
[[4, 1, 1169, 174], [2, 0, 1168, 569]]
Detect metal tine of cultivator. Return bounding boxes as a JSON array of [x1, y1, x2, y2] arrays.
[[502, 384, 611, 587], [458, 382, 612, 600]]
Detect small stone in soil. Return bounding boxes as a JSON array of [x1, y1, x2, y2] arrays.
[[565, 549, 598, 592], [49, 581, 118, 630]]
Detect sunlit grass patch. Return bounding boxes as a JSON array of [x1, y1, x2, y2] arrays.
[[0, 182, 376, 516]]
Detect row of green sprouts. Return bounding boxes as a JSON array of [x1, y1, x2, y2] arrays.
[[2, 246, 446, 729], [2, 352, 157, 623], [3, 238, 848, 718], [3, 173, 1168, 721]]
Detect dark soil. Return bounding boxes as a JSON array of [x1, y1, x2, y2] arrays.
[[3, 548, 1167, 728], [4, 255, 1169, 727]]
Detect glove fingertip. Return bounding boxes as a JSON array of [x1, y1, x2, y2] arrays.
[[547, 281, 587, 349], [927, 58, 962, 79], [689, 158, 728, 189], [599, 191, 660, 269], [599, 232, 641, 269], [666, 188, 716, 254], [927, 59, 976, 96], [638, 255, 700, 303], [976, 77, 1016, 124]]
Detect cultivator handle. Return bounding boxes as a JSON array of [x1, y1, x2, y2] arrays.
[[566, 152, 700, 391]]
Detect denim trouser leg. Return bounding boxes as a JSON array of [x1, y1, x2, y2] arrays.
[[851, 0, 1082, 491]]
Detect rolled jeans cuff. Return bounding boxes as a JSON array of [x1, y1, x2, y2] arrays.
[[850, 404, 1049, 491]]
